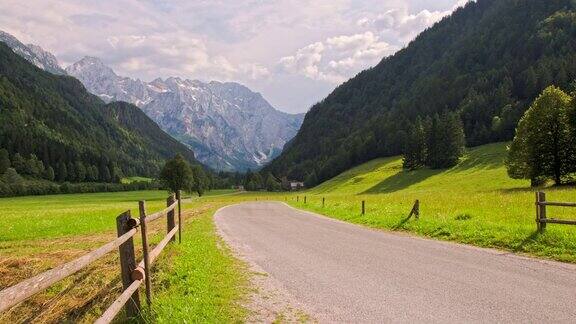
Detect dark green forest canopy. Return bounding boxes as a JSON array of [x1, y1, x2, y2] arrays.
[[265, 0, 576, 184], [0, 42, 199, 182]]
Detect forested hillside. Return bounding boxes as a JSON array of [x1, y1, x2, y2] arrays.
[[0, 42, 199, 183], [266, 0, 576, 184]]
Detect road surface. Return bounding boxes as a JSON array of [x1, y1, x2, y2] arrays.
[[215, 202, 576, 323]]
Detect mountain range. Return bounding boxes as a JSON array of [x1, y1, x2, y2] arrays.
[[0, 41, 198, 183], [0, 30, 303, 172], [65, 57, 304, 171], [265, 0, 576, 184]]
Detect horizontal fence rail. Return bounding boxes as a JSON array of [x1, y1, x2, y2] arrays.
[[535, 191, 576, 232], [0, 191, 183, 323], [144, 200, 178, 223], [0, 226, 138, 312]]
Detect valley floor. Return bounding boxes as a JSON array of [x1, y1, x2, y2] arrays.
[[272, 143, 576, 263], [3, 143, 576, 322]]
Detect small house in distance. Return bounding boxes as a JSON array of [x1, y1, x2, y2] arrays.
[[289, 181, 305, 191], [281, 177, 305, 191]]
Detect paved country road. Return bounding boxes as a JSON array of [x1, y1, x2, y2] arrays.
[[215, 202, 576, 323]]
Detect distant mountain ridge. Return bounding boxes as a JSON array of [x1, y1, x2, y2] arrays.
[[66, 57, 304, 171], [0, 30, 304, 172], [0, 31, 66, 75], [0, 41, 199, 182]]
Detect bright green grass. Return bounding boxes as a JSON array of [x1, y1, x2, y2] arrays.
[[246, 143, 576, 263], [0, 190, 169, 241], [195, 189, 240, 197], [148, 202, 248, 323], [121, 176, 153, 184]]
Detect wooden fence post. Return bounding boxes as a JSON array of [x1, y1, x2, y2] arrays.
[[414, 200, 420, 219], [322, 197, 325, 208], [362, 200, 365, 215], [116, 210, 140, 318], [537, 192, 547, 233], [297, 196, 299, 202], [138, 201, 152, 306], [304, 196, 307, 204], [177, 190, 182, 244], [167, 194, 176, 242]]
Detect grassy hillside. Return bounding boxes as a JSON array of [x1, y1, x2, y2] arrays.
[[266, 0, 576, 183], [0, 42, 198, 184], [283, 142, 576, 263]]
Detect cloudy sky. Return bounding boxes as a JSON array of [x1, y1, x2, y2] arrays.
[[1, 0, 467, 113]]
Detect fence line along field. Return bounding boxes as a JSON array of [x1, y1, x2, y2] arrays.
[[0, 189, 247, 323], [236, 143, 576, 263]]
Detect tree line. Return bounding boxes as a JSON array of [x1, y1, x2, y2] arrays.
[[402, 112, 466, 170]]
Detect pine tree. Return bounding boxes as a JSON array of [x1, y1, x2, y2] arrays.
[[0, 149, 10, 174], [11, 153, 25, 174], [45, 166, 55, 181], [100, 164, 111, 183], [426, 112, 465, 169], [67, 162, 76, 182], [75, 161, 86, 182], [56, 162, 67, 182], [191, 165, 208, 196], [2, 168, 23, 184], [402, 117, 427, 170]]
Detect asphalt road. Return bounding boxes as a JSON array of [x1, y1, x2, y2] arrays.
[[215, 202, 576, 323]]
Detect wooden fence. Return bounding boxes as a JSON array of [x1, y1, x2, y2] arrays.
[[0, 191, 183, 323], [535, 191, 576, 232], [295, 196, 420, 219]]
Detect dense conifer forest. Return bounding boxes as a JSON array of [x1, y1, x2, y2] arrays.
[[0, 42, 199, 195], [265, 0, 576, 185]]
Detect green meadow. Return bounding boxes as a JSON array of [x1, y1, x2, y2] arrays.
[[0, 190, 169, 242], [3, 142, 576, 322], [277, 142, 576, 263], [0, 189, 248, 323]]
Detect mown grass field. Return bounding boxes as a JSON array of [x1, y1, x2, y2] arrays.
[[266, 142, 576, 263], [0, 189, 248, 323]]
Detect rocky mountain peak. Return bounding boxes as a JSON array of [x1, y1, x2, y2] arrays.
[[66, 56, 117, 79], [67, 57, 305, 171], [0, 30, 66, 75]]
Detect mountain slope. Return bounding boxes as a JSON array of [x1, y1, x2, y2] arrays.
[[266, 0, 576, 183], [0, 42, 198, 181], [0, 31, 66, 75], [66, 57, 304, 171]]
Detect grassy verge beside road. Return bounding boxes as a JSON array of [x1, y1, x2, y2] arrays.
[[147, 202, 249, 323], [235, 143, 576, 263], [283, 143, 576, 263], [0, 190, 248, 323]]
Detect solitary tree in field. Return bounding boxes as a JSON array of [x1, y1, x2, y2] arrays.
[[159, 154, 194, 193], [506, 86, 574, 186], [191, 165, 208, 196]]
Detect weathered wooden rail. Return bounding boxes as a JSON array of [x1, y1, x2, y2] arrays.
[[535, 192, 576, 232], [0, 191, 184, 323]]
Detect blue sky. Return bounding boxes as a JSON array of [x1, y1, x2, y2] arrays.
[[1, 0, 467, 113]]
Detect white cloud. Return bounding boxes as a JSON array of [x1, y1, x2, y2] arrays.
[[279, 32, 396, 84], [0, 0, 467, 113]]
